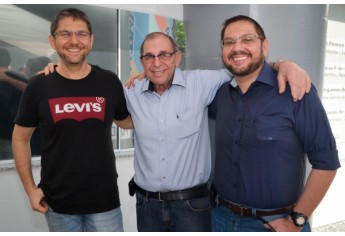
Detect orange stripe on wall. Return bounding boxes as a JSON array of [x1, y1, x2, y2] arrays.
[[155, 15, 167, 32]]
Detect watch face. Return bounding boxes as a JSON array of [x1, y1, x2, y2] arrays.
[[296, 216, 306, 225], [290, 211, 308, 227]]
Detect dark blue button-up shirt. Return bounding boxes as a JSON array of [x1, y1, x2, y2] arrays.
[[209, 62, 340, 209]]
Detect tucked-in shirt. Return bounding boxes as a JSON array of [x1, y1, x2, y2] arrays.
[[124, 68, 230, 191], [209, 62, 340, 209]]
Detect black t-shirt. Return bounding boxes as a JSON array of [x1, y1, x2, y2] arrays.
[[15, 65, 129, 214]]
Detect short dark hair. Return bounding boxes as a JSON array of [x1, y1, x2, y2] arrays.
[[50, 8, 93, 36], [0, 48, 11, 67], [140, 32, 179, 55], [221, 15, 266, 41]]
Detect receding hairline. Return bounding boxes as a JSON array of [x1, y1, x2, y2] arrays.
[[140, 32, 179, 54]]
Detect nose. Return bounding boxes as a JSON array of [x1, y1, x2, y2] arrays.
[[231, 40, 244, 50], [70, 33, 79, 43], [153, 56, 161, 66]]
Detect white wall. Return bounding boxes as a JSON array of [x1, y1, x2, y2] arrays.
[[0, 166, 46, 231], [0, 4, 183, 232]]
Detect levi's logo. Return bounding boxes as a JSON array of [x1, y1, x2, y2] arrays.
[[48, 97, 106, 123]]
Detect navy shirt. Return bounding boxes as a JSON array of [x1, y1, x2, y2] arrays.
[[209, 62, 340, 209]]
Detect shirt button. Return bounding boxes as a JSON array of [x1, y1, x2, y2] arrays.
[[234, 140, 239, 144]]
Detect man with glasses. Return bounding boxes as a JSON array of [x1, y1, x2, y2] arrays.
[[209, 15, 340, 232], [124, 32, 312, 232], [12, 8, 131, 232]]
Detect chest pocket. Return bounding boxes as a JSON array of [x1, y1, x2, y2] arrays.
[[255, 115, 293, 141], [166, 83, 204, 138], [171, 111, 202, 138], [170, 91, 202, 138]]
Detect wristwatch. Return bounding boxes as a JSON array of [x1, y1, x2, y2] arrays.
[[290, 211, 308, 227]]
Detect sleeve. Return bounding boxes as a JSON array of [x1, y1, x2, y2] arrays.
[[294, 85, 340, 170], [14, 79, 40, 127], [113, 76, 129, 121], [194, 69, 231, 106]]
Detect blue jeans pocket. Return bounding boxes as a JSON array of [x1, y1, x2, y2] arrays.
[[136, 192, 148, 208], [186, 196, 212, 212]]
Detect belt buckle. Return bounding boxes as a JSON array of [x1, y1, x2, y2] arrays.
[[238, 205, 250, 217], [240, 206, 244, 216]]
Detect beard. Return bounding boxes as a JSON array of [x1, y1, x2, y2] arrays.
[[57, 44, 89, 66], [59, 52, 88, 65], [224, 51, 265, 77]]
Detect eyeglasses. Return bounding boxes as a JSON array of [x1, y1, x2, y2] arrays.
[[221, 34, 264, 48], [140, 51, 176, 64], [53, 30, 91, 40]]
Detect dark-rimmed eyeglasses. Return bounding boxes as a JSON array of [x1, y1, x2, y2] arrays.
[[53, 30, 91, 40], [221, 34, 264, 48], [140, 51, 176, 64]]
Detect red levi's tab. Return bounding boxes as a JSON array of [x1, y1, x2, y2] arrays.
[[48, 97, 106, 123]]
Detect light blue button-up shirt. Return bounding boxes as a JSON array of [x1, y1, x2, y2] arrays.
[[124, 68, 230, 191]]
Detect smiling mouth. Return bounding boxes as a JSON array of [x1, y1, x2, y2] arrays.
[[151, 69, 166, 75], [66, 47, 82, 54], [233, 56, 248, 61]]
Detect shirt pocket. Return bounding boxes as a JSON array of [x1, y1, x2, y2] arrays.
[[171, 112, 202, 138], [255, 115, 293, 142]]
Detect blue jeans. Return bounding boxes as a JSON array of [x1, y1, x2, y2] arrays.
[[45, 207, 124, 232], [136, 191, 212, 231], [212, 204, 311, 232]]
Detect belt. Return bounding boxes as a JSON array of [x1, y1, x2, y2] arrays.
[[218, 197, 293, 217], [134, 183, 209, 201]]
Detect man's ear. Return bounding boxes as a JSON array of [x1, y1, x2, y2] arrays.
[[174, 50, 183, 67], [90, 34, 94, 50], [48, 35, 56, 50], [262, 38, 269, 57]]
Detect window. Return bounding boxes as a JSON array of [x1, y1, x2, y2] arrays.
[[0, 4, 134, 163]]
